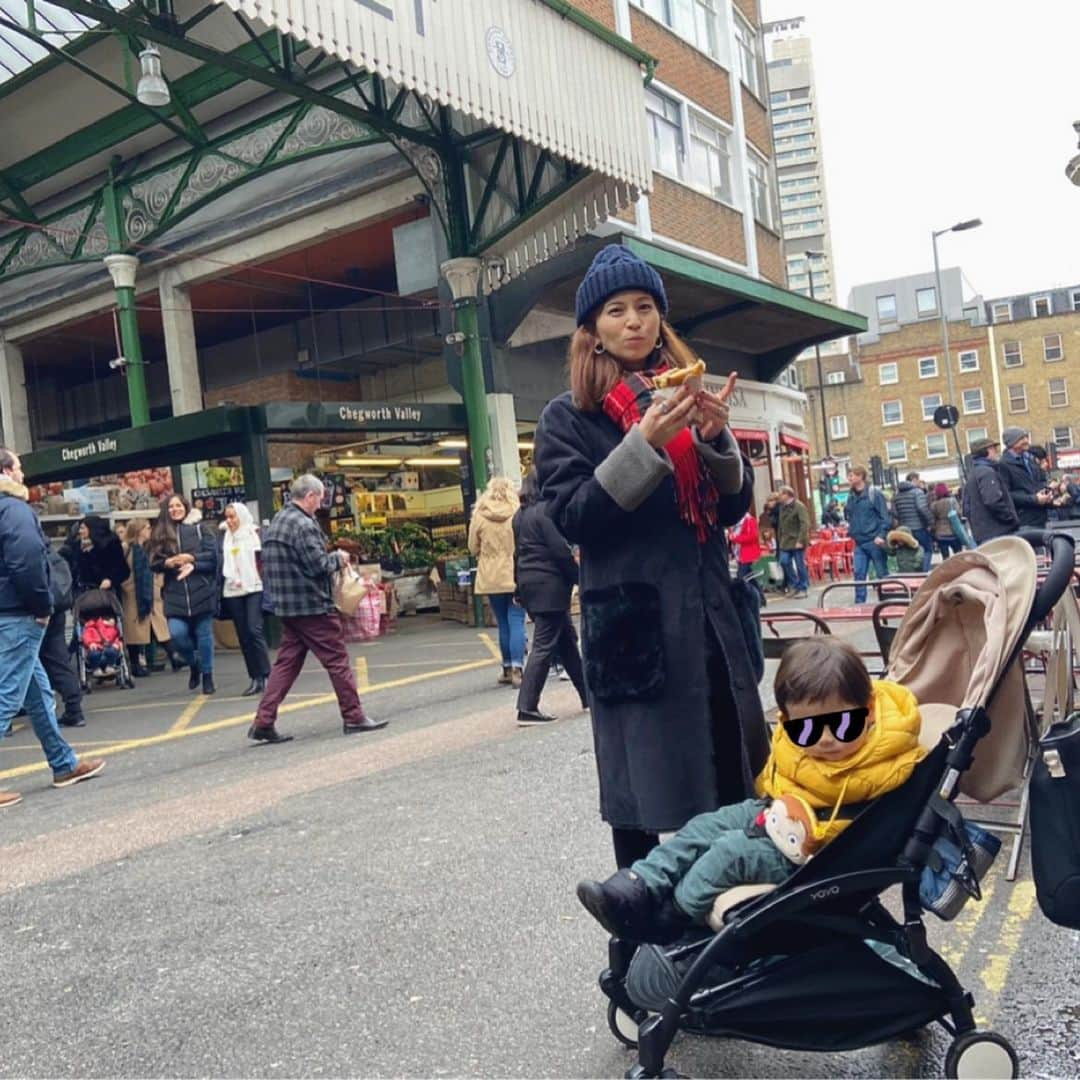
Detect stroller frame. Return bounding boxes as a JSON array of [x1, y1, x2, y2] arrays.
[[73, 588, 135, 692], [598, 531, 1075, 1080]]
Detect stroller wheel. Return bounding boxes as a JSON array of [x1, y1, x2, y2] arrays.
[[945, 1031, 1018, 1079], [607, 999, 646, 1050]]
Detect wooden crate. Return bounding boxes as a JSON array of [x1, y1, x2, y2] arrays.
[[437, 582, 495, 626]]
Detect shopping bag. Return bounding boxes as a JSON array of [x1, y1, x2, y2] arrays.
[[333, 564, 367, 617]]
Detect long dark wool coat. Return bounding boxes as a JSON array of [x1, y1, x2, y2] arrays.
[[535, 392, 770, 833]]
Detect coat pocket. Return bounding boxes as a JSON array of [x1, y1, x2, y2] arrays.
[[581, 582, 665, 704]]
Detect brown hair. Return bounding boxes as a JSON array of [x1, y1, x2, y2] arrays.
[[149, 494, 190, 559], [569, 318, 700, 411], [774, 638, 873, 715], [124, 517, 150, 544], [849, 465, 869, 482]]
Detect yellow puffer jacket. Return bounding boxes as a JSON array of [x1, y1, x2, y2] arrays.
[[755, 680, 927, 842]]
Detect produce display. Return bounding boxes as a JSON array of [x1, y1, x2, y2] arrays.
[[27, 467, 174, 515]]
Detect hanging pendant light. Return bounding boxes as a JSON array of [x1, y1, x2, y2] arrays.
[[136, 46, 170, 108]]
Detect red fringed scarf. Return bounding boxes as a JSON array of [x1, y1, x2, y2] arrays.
[[603, 364, 720, 542]]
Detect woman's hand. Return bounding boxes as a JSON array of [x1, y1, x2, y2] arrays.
[[177, 563, 194, 581], [100, 578, 112, 590], [694, 372, 737, 443], [639, 385, 697, 448]]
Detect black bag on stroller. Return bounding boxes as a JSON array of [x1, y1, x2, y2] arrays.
[[1030, 714, 1080, 930]]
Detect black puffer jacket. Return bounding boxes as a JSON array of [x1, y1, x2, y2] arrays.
[[149, 522, 220, 619], [892, 482, 931, 531], [73, 515, 130, 593], [512, 502, 577, 614]]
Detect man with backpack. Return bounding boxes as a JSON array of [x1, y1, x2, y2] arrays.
[[0, 447, 104, 807], [844, 465, 891, 603]]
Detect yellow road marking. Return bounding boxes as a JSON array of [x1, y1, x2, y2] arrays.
[[477, 632, 501, 661], [937, 874, 999, 972], [355, 655, 369, 690], [0, 657, 496, 783], [168, 695, 210, 734], [979, 880, 1036, 1004]]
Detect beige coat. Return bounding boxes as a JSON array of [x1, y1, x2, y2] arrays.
[[150, 571, 170, 642], [120, 544, 152, 645], [468, 502, 516, 595]]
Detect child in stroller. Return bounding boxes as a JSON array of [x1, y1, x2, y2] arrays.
[[83, 615, 122, 675], [576, 638, 926, 943]]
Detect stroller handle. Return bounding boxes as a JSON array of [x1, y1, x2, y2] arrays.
[[1019, 528, 1075, 624]]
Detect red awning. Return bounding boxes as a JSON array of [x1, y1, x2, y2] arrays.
[[732, 427, 769, 442], [780, 432, 811, 451]]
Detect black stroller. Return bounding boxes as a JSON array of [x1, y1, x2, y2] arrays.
[[73, 587, 135, 692], [593, 530, 1075, 1079]]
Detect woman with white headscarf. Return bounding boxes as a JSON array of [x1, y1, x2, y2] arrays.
[[220, 502, 270, 696]]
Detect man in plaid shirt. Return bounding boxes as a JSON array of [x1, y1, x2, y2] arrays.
[[248, 474, 387, 744]]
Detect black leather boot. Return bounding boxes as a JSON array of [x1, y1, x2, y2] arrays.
[[241, 679, 261, 697], [188, 663, 201, 691], [201, 673, 216, 695]]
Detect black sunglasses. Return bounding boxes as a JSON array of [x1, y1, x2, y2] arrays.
[[782, 707, 870, 748]]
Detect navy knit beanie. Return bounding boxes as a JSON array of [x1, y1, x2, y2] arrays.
[[574, 244, 668, 326]]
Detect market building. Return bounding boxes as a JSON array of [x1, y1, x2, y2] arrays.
[[1, 0, 863, 566]]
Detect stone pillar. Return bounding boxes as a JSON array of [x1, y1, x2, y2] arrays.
[[0, 331, 31, 452], [159, 271, 203, 416], [487, 392, 522, 487]]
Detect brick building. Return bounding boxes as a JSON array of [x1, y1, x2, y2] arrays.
[[798, 273, 1080, 485]]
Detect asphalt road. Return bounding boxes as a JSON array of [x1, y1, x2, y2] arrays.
[[1, 614, 1077, 1078]]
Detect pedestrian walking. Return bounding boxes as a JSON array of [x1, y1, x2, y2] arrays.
[[843, 465, 891, 604], [38, 542, 86, 728], [120, 518, 155, 677], [512, 470, 587, 725], [728, 509, 764, 597], [776, 486, 810, 597], [219, 502, 270, 697], [148, 494, 220, 695], [0, 446, 104, 806], [998, 427, 1052, 530], [248, 475, 386, 744], [534, 243, 769, 869], [72, 514, 130, 596], [929, 482, 964, 559], [467, 475, 525, 688], [962, 437, 1019, 544], [892, 472, 934, 572]]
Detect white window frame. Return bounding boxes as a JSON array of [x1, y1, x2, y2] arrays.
[[733, 10, 762, 98], [918, 355, 939, 379], [829, 415, 849, 440], [991, 302, 1011, 323], [746, 146, 774, 229], [878, 362, 899, 386], [926, 433, 948, 459], [632, 0, 721, 58], [826, 371, 846, 385], [686, 109, 733, 204], [920, 393, 943, 421], [1049, 377, 1069, 409], [884, 437, 908, 464], [961, 387, 985, 415], [915, 287, 938, 317], [1007, 384, 1028, 413], [966, 427, 989, 450], [881, 400, 903, 426], [1071, 289, 1080, 313], [1031, 295, 1052, 318], [1044, 333, 1064, 362], [958, 349, 979, 372], [1053, 426, 1073, 449], [645, 86, 683, 179], [1002, 341, 1023, 368], [876, 294, 898, 324]]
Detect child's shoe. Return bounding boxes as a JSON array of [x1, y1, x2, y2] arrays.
[[576, 869, 654, 941]]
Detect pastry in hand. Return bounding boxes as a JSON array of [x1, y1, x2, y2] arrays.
[[652, 358, 705, 392]]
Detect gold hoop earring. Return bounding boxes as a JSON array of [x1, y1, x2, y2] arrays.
[[654, 337, 663, 350], [594, 342, 606, 355]]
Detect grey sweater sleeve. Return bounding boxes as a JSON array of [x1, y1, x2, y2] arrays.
[[692, 428, 744, 495], [594, 424, 673, 512]]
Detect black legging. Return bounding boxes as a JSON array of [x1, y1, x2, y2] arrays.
[[612, 827, 659, 869], [222, 592, 271, 679], [39, 609, 84, 723]]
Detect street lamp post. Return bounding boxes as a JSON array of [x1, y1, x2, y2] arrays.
[[931, 217, 982, 482], [804, 251, 830, 459]]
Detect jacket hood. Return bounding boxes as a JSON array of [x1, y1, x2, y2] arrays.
[[0, 475, 28, 501], [184, 508, 203, 525], [897, 481, 916, 492], [478, 502, 516, 524], [757, 679, 927, 842]]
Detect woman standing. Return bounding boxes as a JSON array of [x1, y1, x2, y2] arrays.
[[134, 518, 180, 672], [512, 470, 587, 724], [220, 502, 271, 697], [148, 494, 220, 694], [930, 482, 963, 560], [535, 244, 769, 869], [120, 518, 155, 676], [728, 510, 764, 598], [73, 515, 130, 596], [468, 476, 525, 688]]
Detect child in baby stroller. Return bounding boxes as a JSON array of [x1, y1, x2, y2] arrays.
[[583, 530, 1075, 1080], [74, 588, 135, 691]]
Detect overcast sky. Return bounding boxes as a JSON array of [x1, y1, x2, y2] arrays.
[[760, 0, 1080, 306]]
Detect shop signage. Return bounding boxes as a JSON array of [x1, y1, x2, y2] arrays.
[[264, 402, 468, 434], [60, 436, 119, 463]]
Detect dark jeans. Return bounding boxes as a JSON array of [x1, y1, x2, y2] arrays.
[[737, 561, 764, 599], [937, 536, 963, 559], [779, 548, 809, 592], [39, 609, 84, 722], [517, 610, 586, 712], [88, 645, 122, 668], [222, 592, 271, 679], [255, 613, 364, 727], [912, 528, 935, 572]]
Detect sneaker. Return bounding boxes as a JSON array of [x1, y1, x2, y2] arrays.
[[52, 758, 105, 789], [510, 667, 523, 689], [58, 713, 87, 728], [559, 669, 571, 682], [517, 708, 558, 726], [792, 590, 808, 599], [575, 869, 655, 941], [0, 790, 22, 809]]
